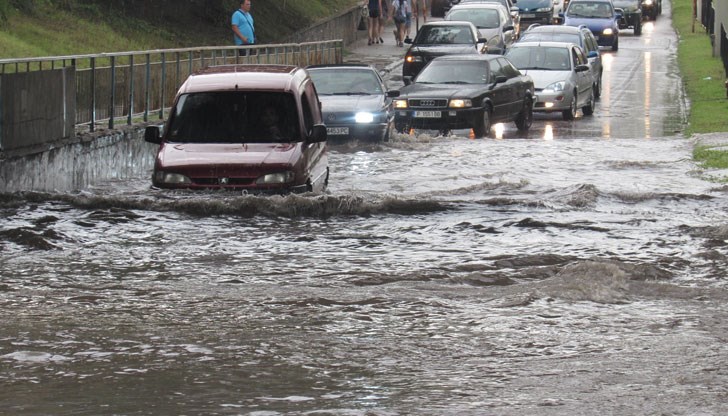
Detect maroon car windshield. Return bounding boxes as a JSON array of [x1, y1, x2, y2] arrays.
[[166, 91, 300, 144]]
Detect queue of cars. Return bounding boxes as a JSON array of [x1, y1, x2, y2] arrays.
[[142, 0, 659, 192]]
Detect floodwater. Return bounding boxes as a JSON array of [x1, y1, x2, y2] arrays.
[[2, 3, 728, 415]]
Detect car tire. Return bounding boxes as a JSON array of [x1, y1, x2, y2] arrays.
[[473, 105, 492, 138], [612, 36, 619, 51], [634, 17, 642, 35], [395, 121, 410, 134], [594, 72, 602, 99], [515, 97, 533, 131], [562, 94, 577, 120], [582, 94, 595, 116]]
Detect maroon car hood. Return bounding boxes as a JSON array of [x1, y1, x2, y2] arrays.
[[157, 142, 301, 169]]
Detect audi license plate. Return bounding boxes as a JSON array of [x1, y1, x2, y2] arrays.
[[327, 127, 349, 135], [414, 111, 441, 118]]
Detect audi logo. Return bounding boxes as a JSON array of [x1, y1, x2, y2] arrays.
[[419, 100, 436, 106]]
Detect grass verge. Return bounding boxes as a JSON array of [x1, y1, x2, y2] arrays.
[[672, 0, 728, 176]]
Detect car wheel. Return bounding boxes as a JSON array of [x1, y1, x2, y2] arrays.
[[612, 36, 619, 51], [634, 17, 642, 35], [383, 120, 394, 141], [395, 121, 409, 134], [515, 97, 533, 131], [562, 94, 577, 120], [582, 93, 595, 116], [594, 73, 602, 99], [473, 105, 492, 138]]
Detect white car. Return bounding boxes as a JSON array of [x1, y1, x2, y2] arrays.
[[505, 41, 595, 120]]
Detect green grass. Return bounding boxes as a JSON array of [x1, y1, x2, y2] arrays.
[[672, 0, 728, 176]]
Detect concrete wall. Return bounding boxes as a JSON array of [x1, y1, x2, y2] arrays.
[[0, 124, 157, 193], [1, 67, 75, 152]]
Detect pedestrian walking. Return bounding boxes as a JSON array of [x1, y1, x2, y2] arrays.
[[378, 0, 389, 44], [392, 0, 411, 46], [414, 0, 428, 28], [368, 0, 383, 45], [232, 0, 255, 56]]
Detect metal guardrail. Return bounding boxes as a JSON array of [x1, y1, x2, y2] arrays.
[[0, 41, 343, 133]]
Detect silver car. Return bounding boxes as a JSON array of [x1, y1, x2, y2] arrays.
[[444, 2, 518, 54], [505, 41, 595, 120]]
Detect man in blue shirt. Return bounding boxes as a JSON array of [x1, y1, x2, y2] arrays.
[[232, 0, 255, 56]]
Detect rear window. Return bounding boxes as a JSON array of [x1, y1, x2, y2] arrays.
[[415, 25, 475, 45], [167, 91, 300, 143], [520, 32, 582, 47]]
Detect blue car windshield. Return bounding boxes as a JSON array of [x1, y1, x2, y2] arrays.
[[567, 2, 613, 18], [309, 69, 383, 95], [517, 0, 551, 8], [415, 60, 489, 84]]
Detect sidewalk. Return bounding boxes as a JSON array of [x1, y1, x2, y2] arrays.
[[344, 16, 432, 82]]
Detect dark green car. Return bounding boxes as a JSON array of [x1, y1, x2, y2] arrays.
[[612, 0, 643, 35]]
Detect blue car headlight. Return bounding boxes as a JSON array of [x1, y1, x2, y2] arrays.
[[603, 28, 614, 36], [355, 112, 375, 123]]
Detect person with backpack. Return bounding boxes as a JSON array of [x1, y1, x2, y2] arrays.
[[392, 0, 412, 47], [231, 0, 255, 56]]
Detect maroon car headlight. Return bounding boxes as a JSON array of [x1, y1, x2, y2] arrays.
[[256, 171, 295, 185], [155, 171, 191, 184]]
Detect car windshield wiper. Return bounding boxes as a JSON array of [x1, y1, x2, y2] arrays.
[[441, 81, 470, 84], [332, 92, 371, 95], [520, 66, 552, 70]]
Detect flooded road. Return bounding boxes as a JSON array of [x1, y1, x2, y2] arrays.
[[3, 2, 728, 414]]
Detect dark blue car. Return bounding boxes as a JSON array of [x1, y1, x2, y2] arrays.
[[561, 0, 621, 51]]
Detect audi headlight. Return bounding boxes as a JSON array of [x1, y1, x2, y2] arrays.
[[643, 0, 653, 5], [256, 171, 294, 185], [603, 28, 614, 36], [355, 112, 374, 123], [543, 81, 565, 93], [449, 99, 472, 108], [394, 99, 409, 109], [155, 171, 191, 184], [405, 55, 423, 63]]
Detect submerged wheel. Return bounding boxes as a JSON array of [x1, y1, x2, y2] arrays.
[[562, 94, 577, 120], [634, 17, 642, 35], [515, 97, 533, 131], [473, 105, 492, 138], [582, 94, 595, 116]]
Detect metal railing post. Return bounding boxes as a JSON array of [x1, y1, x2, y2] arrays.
[[109, 55, 116, 130], [160, 52, 166, 120], [128, 54, 134, 126], [144, 53, 150, 122], [90, 57, 96, 132]]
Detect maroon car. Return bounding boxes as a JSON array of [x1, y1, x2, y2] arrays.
[[144, 65, 329, 193]]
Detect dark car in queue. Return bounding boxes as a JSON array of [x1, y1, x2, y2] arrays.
[[444, 2, 518, 55], [144, 65, 329, 193], [307, 64, 399, 142], [641, 0, 661, 20], [402, 21, 486, 80], [612, 0, 643, 35], [517, 0, 555, 26], [505, 41, 596, 120], [519, 24, 604, 98], [394, 54, 535, 138], [561, 0, 621, 51]]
